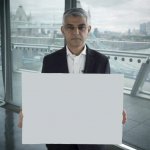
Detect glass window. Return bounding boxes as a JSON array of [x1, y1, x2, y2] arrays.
[[140, 69, 150, 96], [78, 0, 150, 90], [10, 0, 65, 105], [77, 1, 150, 149]]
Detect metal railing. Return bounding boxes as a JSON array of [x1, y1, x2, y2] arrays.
[[1, 42, 150, 101], [11, 43, 149, 79]]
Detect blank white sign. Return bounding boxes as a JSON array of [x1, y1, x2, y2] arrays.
[[22, 73, 123, 144]]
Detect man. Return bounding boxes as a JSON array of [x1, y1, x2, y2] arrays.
[[18, 7, 126, 150], [42, 8, 110, 74]]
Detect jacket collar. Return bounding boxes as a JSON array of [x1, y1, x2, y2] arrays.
[[60, 45, 95, 73], [84, 45, 95, 73]]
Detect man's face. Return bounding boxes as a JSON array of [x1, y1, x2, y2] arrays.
[[61, 16, 91, 50]]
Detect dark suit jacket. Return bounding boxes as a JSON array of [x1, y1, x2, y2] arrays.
[[42, 46, 110, 74], [42, 46, 110, 150]]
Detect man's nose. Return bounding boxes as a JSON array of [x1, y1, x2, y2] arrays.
[[73, 27, 80, 35]]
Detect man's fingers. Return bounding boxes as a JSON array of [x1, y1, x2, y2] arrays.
[[122, 110, 127, 125], [18, 111, 23, 128]]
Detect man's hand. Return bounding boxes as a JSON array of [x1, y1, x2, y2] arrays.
[[122, 110, 127, 125], [18, 111, 23, 128], [17, 110, 127, 128]]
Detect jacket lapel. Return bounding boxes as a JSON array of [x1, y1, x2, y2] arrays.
[[83, 47, 95, 73], [57, 47, 69, 73]]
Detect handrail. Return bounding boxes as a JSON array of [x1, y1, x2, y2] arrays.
[[11, 43, 149, 59]]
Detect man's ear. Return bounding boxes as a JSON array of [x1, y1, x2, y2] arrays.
[[61, 26, 64, 35], [88, 25, 91, 33]]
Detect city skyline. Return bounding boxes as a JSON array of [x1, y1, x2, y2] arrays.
[[10, 0, 150, 32], [81, 0, 150, 32]]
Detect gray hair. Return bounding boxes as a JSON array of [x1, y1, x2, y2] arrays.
[[63, 8, 90, 25]]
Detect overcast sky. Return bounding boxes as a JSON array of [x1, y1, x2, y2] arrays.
[[11, 0, 150, 32]]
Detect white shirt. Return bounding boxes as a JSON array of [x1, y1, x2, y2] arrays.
[[66, 46, 86, 74]]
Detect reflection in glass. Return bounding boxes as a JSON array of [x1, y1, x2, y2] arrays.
[[78, 0, 150, 90], [140, 68, 150, 94], [10, 0, 64, 105], [5, 110, 15, 150], [0, 23, 5, 104]]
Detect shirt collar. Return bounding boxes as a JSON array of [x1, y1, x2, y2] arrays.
[[66, 45, 86, 57]]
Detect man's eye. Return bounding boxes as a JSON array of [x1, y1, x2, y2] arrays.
[[78, 26, 86, 30], [65, 25, 87, 31], [68, 26, 74, 30]]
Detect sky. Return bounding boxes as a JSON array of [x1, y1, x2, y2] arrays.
[[81, 0, 150, 32], [11, 0, 150, 32]]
